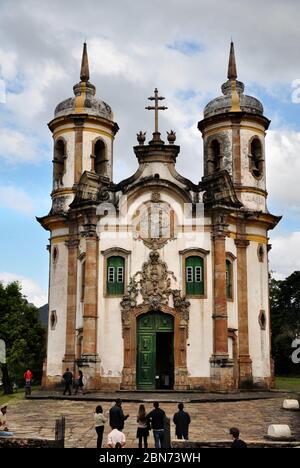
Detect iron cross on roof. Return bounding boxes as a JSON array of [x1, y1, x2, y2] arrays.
[[145, 88, 168, 135]]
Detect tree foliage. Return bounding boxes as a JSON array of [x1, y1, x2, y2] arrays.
[[0, 281, 46, 388], [270, 271, 300, 376]]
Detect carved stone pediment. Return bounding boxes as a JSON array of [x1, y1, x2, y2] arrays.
[[71, 171, 112, 207], [121, 249, 190, 329], [202, 170, 242, 209]]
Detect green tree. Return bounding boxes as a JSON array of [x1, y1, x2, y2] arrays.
[[0, 281, 46, 392], [270, 271, 300, 376]]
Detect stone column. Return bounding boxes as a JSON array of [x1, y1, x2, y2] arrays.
[[63, 238, 79, 374], [81, 221, 100, 389], [231, 117, 242, 186], [235, 237, 253, 386], [210, 213, 234, 390], [73, 118, 84, 184]]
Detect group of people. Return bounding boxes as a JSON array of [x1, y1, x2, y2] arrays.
[[93, 399, 247, 449], [94, 399, 191, 449], [62, 368, 85, 395]]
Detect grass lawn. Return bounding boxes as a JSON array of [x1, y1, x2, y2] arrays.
[[275, 376, 300, 392], [0, 386, 40, 406]]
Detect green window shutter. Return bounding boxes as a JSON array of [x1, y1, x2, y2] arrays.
[[107, 256, 125, 295], [186, 256, 204, 296], [226, 260, 232, 299]]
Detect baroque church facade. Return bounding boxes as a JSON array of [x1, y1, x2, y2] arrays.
[[38, 43, 280, 392]]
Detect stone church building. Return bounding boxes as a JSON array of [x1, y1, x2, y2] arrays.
[[38, 43, 280, 392]]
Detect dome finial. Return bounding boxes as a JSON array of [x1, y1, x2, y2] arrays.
[[80, 42, 90, 82], [227, 40, 237, 80]]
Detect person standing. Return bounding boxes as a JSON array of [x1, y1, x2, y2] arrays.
[[74, 370, 84, 395], [0, 404, 13, 436], [136, 404, 149, 448], [173, 403, 191, 440], [147, 402, 165, 449], [109, 399, 129, 431], [229, 427, 247, 448], [24, 369, 33, 396], [62, 368, 73, 396], [107, 427, 126, 448], [94, 405, 107, 449]]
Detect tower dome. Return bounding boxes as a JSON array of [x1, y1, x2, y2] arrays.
[[204, 42, 263, 118], [54, 43, 114, 121]]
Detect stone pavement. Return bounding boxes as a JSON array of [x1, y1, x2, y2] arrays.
[[27, 389, 291, 403], [4, 397, 300, 448]]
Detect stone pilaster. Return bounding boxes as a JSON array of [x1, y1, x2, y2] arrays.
[[231, 117, 242, 186], [81, 219, 100, 389], [73, 118, 84, 184], [210, 212, 234, 390], [63, 237, 79, 374], [235, 236, 253, 387]]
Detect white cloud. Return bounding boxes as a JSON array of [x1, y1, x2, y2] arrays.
[[0, 272, 47, 307], [0, 185, 34, 214], [0, 128, 41, 164], [0, 49, 18, 80], [269, 231, 300, 280], [266, 129, 300, 214]]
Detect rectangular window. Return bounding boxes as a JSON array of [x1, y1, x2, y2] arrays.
[[117, 267, 124, 283], [108, 266, 115, 283], [186, 266, 193, 283], [195, 266, 202, 282], [226, 260, 233, 300]]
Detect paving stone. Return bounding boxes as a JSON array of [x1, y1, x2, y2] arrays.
[[3, 398, 300, 448]]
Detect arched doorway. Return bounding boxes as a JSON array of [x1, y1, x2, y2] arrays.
[[137, 312, 174, 390]]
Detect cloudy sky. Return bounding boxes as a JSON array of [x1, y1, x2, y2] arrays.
[[0, 0, 299, 306]]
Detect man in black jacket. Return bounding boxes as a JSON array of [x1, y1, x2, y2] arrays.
[[173, 403, 191, 440], [62, 368, 73, 396], [147, 402, 166, 448], [109, 399, 129, 431]]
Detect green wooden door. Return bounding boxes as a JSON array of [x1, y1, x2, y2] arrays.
[[136, 312, 174, 389]]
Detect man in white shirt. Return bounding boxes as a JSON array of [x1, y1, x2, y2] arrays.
[[107, 428, 126, 448]]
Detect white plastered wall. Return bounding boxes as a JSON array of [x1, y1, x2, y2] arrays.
[[247, 241, 271, 379], [47, 240, 68, 377]]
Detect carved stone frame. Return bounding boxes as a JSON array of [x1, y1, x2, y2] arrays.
[[121, 302, 189, 390]]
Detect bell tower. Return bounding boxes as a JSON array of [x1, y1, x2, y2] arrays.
[[198, 41, 270, 214], [48, 43, 119, 214]]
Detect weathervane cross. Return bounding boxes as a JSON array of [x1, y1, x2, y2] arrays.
[[145, 88, 168, 134]]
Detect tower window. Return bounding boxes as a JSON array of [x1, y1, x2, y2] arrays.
[[50, 310, 57, 330], [211, 139, 221, 172], [258, 310, 267, 330], [249, 138, 263, 178], [93, 139, 107, 176], [257, 245, 264, 263], [52, 246, 59, 263], [226, 259, 233, 300], [107, 256, 125, 295], [80, 261, 86, 302], [185, 256, 204, 296], [53, 139, 66, 187]]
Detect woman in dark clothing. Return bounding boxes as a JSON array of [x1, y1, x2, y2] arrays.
[[75, 370, 84, 395], [136, 404, 149, 448]]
